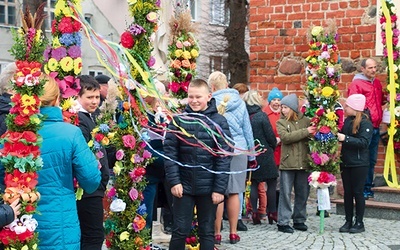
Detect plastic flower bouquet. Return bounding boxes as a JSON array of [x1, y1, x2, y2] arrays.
[[308, 171, 337, 189]]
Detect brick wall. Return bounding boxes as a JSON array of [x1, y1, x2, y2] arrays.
[[248, 0, 389, 173]]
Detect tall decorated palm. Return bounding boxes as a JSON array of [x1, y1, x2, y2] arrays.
[[0, 3, 47, 249], [304, 21, 341, 233]]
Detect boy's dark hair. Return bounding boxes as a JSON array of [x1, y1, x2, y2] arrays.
[[78, 75, 100, 96], [189, 79, 210, 92]]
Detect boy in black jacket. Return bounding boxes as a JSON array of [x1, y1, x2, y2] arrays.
[[164, 79, 232, 250], [76, 75, 110, 250]]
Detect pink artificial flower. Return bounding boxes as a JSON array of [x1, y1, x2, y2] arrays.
[[168, 81, 181, 93], [115, 149, 125, 160], [320, 153, 329, 165], [147, 56, 156, 67], [129, 187, 138, 201], [107, 187, 116, 198], [122, 135, 136, 149], [176, 41, 183, 49], [139, 141, 147, 148], [142, 150, 152, 159], [316, 108, 324, 116], [311, 152, 322, 165]]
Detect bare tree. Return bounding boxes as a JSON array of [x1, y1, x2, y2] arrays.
[[225, 0, 249, 86]]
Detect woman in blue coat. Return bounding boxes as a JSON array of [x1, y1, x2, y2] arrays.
[[35, 77, 101, 249]]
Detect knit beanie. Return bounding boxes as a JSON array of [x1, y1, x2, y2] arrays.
[[268, 87, 283, 102], [280, 93, 299, 113], [346, 94, 366, 111]]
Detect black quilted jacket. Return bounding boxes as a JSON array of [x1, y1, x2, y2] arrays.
[[164, 98, 232, 195]]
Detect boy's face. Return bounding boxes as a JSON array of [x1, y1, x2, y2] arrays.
[[78, 89, 100, 113], [187, 85, 212, 112]]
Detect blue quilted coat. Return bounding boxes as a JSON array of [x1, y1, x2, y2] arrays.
[[35, 107, 101, 250]]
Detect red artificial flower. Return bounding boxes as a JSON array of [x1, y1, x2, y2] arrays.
[[134, 167, 146, 177], [2, 141, 40, 158], [316, 108, 324, 116], [181, 81, 190, 93], [58, 17, 74, 33], [51, 19, 57, 34], [4, 169, 24, 187], [72, 20, 81, 32], [121, 31, 135, 49], [319, 125, 331, 134], [94, 133, 105, 142], [25, 204, 36, 212], [168, 81, 180, 93], [21, 131, 38, 143], [317, 172, 330, 184], [14, 115, 31, 126]]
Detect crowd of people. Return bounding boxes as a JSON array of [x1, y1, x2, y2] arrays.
[[0, 57, 384, 250]]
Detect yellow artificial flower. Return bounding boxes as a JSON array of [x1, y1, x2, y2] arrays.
[[60, 57, 74, 72], [88, 140, 94, 147], [311, 26, 323, 37], [107, 132, 115, 139], [174, 49, 183, 58], [130, 154, 136, 163], [31, 117, 41, 125], [128, 0, 137, 5], [394, 73, 398, 80], [101, 137, 110, 146], [114, 162, 123, 175], [47, 58, 59, 72], [182, 51, 192, 60], [52, 37, 62, 48], [61, 6, 72, 16], [326, 111, 337, 121], [32, 244, 38, 250], [308, 76, 313, 81], [54, 0, 66, 16], [310, 58, 317, 64], [119, 231, 130, 241], [74, 58, 82, 75], [321, 86, 334, 97], [35, 30, 42, 42], [61, 98, 74, 111], [92, 127, 100, 134], [190, 49, 199, 58], [21, 94, 36, 107], [43, 64, 50, 75]]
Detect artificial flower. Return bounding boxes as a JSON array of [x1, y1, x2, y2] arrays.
[[121, 31, 135, 49], [146, 12, 158, 23]]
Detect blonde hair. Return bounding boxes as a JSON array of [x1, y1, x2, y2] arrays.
[[0, 63, 16, 95], [208, 71, 228, 91], [352, 112, 369, 134], [242, 90, 263, 107], [232, 83, 249, 95], [40, 76, 60, 106], [217, 95, 230, 115]]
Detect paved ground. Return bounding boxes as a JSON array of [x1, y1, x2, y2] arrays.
[[151, 198, 400, 250]]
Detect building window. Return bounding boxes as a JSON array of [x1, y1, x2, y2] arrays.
[[209, 56, 228, 76], [187, 0, 197, 21], [210, 0, 229, 26], [89, 70, 104, 77], [0, 0, 17, 26], [43, 0, 56, 30]]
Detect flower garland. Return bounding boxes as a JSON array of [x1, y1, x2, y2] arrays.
[[304, 22, 342, 174], [167, 8, 199, 101], [103, 1, 160, 249], [380, 0, 400, 153], [43, 0, 83, 124], [0, 4, 47, 249]]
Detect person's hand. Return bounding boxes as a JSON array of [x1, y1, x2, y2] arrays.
[[248, 160, 258, 169], [171, 184, 183, 198], [212, 192, 224, 204], [276, 137, 281, 145], [307, 125, 317, 134], [337, 132, 345, 142], [9, 199, 21, 219]]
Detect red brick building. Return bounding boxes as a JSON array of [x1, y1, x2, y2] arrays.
[[248, 0, 388, 173]]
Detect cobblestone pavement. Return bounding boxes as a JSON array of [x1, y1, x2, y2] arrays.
[[152, 198, 400, 250]]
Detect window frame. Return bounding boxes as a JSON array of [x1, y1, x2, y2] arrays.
[[0, 0, 17, 26], [210, 0, 229, 26]]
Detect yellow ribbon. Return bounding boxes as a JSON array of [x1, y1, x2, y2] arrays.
[[381, 0, 399, 188]]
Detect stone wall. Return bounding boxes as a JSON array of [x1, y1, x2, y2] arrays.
[[248, 0, 388, 173]]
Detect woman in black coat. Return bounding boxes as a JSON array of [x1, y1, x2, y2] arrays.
[[243, 90, 278, 224]]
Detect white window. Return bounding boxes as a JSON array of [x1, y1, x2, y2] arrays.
[[0, 0, 17, 26], [187, 0, 197, 21], [43, 0, 56, 31], [210, 0, 229, 26]]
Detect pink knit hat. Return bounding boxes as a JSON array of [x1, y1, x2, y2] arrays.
[[346, 94, 366, 111]]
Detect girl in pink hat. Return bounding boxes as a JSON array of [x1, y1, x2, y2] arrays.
[[337, 94, 373, 234]]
